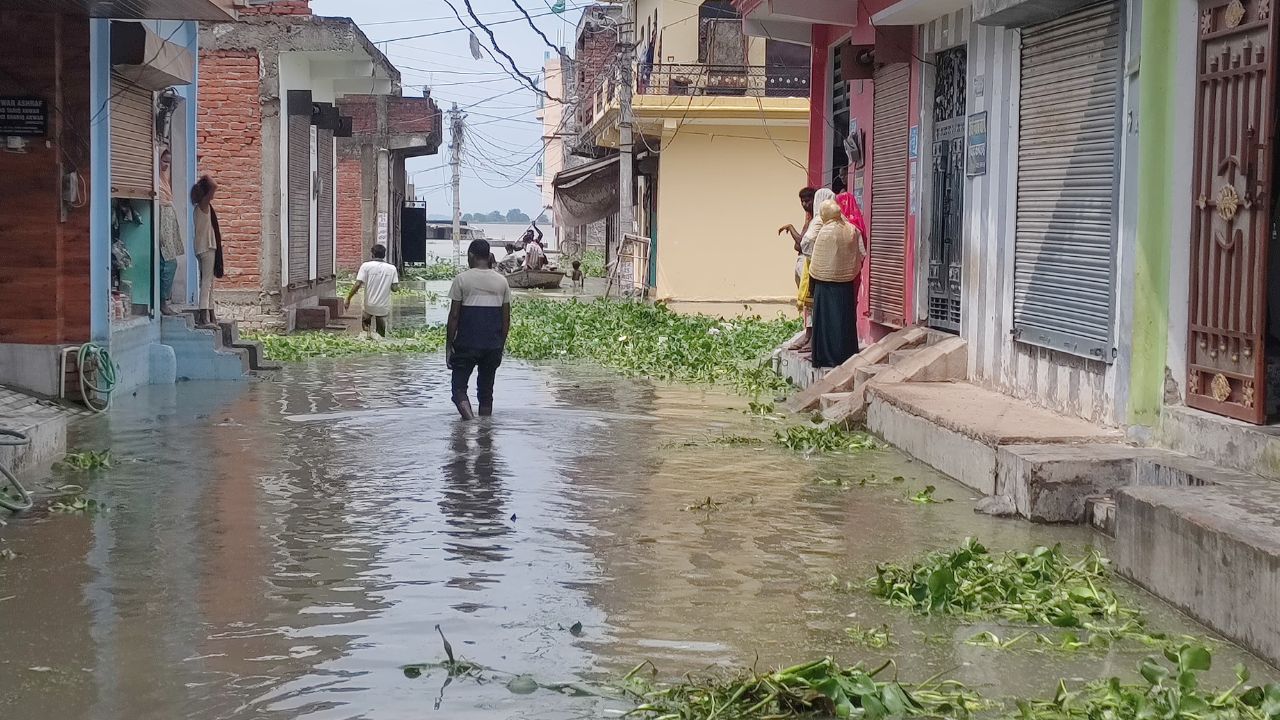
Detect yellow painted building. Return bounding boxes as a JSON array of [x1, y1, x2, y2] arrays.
[[577, 0, 811, 306]]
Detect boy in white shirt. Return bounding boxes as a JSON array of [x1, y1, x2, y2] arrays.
[[344, 244, 399, 338]]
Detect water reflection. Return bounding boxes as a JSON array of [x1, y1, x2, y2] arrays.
[[440, 422, 512, 571]]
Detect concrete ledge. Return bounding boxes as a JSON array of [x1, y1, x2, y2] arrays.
[[866, 382, 1122, 495], [869, 382, 1123, 446], [996, 444, 1155, 523], [868, 390, 998, 494], [1159, 405, 1280, 481], [1116, 483, 1280, 668]]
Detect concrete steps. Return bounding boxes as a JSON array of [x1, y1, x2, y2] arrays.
[[216, 321, 281, 371], [161, 314, 252, 381], [1113, 456, 1280, 669]]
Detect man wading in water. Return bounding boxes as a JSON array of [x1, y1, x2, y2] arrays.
[[446, 239, 512, 419]]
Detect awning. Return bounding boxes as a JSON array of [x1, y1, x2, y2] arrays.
[[552, 155, 619, 228], [111, 21, 194, 90]]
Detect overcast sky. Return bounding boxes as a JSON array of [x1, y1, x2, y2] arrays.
[[310, 0, 589, 219]]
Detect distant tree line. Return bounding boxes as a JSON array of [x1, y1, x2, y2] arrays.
[[459, 209, 550, 224]]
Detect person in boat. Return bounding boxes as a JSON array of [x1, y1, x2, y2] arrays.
[[498, 243, 524, 274], [524, 228, 548, 271]]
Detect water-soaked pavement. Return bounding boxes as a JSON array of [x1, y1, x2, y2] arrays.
[[0, 354, 1272, 719]]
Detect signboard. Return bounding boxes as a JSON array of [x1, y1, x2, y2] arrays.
[[967, 111, 988, 177], [0, 97, 47, 137], [909, 160, 919, 214], [908, 125, 920, 159], [376, 211, 389, 244]]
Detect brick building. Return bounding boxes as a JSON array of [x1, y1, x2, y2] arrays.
[[335, 93, 442, 272], [0, 1, 252, 401], [198, 0, 440, 329]]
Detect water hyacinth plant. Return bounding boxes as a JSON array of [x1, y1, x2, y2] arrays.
[[623, 657, 982, 720], [872, 538, 1133, 629], [255, 299, 798, 396]]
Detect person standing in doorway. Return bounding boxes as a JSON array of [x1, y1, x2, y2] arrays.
[[190, 175, 222, 328], [344, 244, 400, 338], [446, 239, 512, 420], [157, 149, 184, 315]]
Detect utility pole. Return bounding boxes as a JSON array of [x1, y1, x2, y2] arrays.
[[617, 0, 635, 252], [449, 103, 464, 267]]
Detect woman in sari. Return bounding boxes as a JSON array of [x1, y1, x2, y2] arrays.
[[808, 199, 864, 368]]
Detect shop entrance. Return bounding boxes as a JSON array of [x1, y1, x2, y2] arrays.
[[926, 46, 966, 333], [1186, 0, 1278, 424]]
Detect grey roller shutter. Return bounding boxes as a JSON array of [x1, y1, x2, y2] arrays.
[[316, 126, 334, 280], [287, 90, 312, 286], [1013, 1, 1121, 360], [869, 62, 910, 328], [109, 73, 154, 199]]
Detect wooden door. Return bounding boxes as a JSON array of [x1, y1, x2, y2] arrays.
[[1187, 0, 1280, 423]]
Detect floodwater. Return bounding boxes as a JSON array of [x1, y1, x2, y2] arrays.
[[0, 355, 1273, 719]]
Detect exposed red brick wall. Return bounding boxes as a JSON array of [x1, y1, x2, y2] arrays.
[[239, 0, 311, 16], [340, 95, 378, 136], [0, 12, 91, 345], [197, 49, 263, 291], [387, 97, 438, 136], [336, 154, 365, 271], [574, 8, 619, 128]]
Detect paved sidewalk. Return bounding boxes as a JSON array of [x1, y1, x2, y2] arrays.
[[0, 386, 87, 478]]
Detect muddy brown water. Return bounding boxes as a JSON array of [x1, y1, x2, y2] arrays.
[[0, 355, 1272, 719]]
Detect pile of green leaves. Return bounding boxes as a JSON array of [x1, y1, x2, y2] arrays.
[[506, 299, 798, 395], [625, 657, 981, 720], [1015, 645, 1280, 720], [404, 257, 461, 282], [773, 424, 878, 454], [247, 327, 446, 362], [578, 249, 605, 278], [58, 450, 112, 471], [873, 538, 1134, 630]]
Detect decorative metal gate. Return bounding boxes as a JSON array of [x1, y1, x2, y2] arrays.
[[1187, 0, 1279, 424], [927, 47, 966, 332]]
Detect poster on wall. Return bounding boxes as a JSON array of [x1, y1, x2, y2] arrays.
[[967, 111, 988, 177], [377, 211, 389, 244], [909, 126, 919, 159], [0, 97, 47, 136]]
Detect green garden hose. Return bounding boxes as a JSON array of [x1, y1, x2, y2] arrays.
[[78, 342, 117, 413], [0, 429, 32, 513]]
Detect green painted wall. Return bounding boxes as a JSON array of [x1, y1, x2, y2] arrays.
[[1128, 0, 1177, 426]]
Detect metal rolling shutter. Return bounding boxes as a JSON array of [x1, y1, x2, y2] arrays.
[[316, 127, 335, 280], [287, 90, 312, 286], [109, 74, 154, 199], [1013, 1, 1121, 360], [868, 62, 910, 327]]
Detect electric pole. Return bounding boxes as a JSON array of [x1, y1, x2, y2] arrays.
[[617, 0, 635, 252], [449, 103, 464, 267]]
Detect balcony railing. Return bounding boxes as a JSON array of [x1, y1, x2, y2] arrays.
[[638, 64, 809, 98]]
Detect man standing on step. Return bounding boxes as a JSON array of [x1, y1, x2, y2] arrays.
[[345, 244, 399, 338], [446, 239, 512, 420]]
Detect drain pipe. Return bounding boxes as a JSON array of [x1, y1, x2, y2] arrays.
[[0, 430, 32, 513]]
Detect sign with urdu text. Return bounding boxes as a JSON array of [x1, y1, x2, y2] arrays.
[[0, 97, 48, 136]]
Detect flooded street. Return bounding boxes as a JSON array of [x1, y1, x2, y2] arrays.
[[0, 354, 1271, 719]]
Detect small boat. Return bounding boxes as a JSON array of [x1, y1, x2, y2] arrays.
[[504, 268, 565, 289]]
